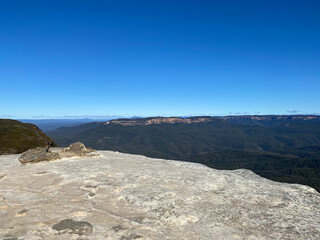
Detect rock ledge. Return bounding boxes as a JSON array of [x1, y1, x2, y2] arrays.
[[1, 151, 319, 239]]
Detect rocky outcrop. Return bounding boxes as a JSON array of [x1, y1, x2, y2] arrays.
[[58, 142, 94, 158], [18, 147, 59, 164], [18, 142, 95, 164], [0, 151, 319, 239]]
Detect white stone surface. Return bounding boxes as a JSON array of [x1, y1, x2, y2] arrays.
[[0, 151, 319, 240]]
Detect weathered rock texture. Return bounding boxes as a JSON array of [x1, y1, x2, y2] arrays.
[[18, 147, 59, 164], [18, 142, 95, 164], [58, 142, 94, 159], [0, 151, 320, 239]]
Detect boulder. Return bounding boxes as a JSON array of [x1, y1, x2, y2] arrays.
[[18, 147, 59, 164], [58, 142, 94, 158], [17, 142, 95, 164]]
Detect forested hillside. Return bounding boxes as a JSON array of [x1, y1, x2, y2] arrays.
[[0, 119, 56, 154]]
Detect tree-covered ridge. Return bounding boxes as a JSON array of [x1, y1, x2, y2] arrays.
[[0, 119, 56, 155]]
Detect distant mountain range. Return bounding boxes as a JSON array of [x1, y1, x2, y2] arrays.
[[17, 115, 320, 131], [19, 119, 111, 132], [47, 115, 320, 192], [18, 117, 144, 132]]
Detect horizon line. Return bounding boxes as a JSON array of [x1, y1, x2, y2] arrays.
[[3, 113, 320, 120]]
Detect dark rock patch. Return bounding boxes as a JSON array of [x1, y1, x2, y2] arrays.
[[3, 237, 18, 240], [17, 209, 28, 215], [52, 219, 93, 235], [120, 233, 143, 240], [111, 225, 127, 232], [130, 216, 144, 224], [3, 234, 18, 240]]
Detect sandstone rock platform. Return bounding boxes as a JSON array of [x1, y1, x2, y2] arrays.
[[0, 151, 319, 239]]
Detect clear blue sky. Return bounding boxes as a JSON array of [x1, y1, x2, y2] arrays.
[[1, 0, 319, 119]]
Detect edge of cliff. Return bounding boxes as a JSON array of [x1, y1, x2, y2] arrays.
[[0, 151, 319, 239]]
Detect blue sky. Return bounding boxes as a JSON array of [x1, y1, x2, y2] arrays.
[[0, 0, 319, 119]]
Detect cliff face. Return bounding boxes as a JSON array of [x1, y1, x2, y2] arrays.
[[105, 117, 216, 126], [220, 115, 320, 126], [221, 115, 320, 121], [0, 119, 56, 155], [0, 151, 319, 239], [104, 115, 320, 126]]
